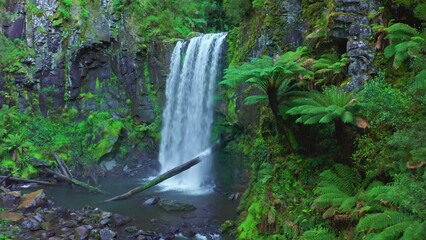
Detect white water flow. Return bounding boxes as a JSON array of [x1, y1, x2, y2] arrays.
[[158, 33, 227, 193]]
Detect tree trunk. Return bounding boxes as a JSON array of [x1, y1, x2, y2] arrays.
[[104, 136, 229, 202], [0, 175, 56, 186], [334, 119, 353, 165], [267, 89, 298, 152], [42, 168, 108, 194]]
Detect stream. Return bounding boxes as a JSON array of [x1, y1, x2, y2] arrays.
[[34, 150, 244, 239]]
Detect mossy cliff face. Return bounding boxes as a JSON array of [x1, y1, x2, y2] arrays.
[[220, 0, 378, 126], [0, 0, 171, 122]]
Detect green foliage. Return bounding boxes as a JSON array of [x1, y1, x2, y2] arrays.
[[312, 53, 348, 86], [223, 0, 252, 24], [0, 34, 33, 74], [287, 86, 355, 125], [221, 47, 311, 106], [414, 3, 426, 21], [0, 103, 155, 177], [301, 227, 336, 240], [384, 23, 426, 72], [125, 0, 221, 48], [311, 164, 380, 221], [252, 0, 266, 9], [0, 215, 18, 240], [356, 73, 411, 128], [356, 174, 426, 239]]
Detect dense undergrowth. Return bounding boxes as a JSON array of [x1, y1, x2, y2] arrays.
[[0, 104, 159, 178], [219, 1, 425, 239], [0, 0, 425, 239]]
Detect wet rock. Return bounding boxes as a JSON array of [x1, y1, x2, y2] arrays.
[[110, 213, 131, 227], [22, 217, 42, 231], [143, 197, 160, 206], [100, 228, 116, 240], [158, 199, 196, 212], [101, 211, 112, 219], [0, 191, 21, 209], [17, 189, 48, 211], [221, 220, 235, 233], [75, 225, 89, 239], [42, 221, 54, 231], [100, 218, 110, 226], [63, 220, 78, 228], [44, 210, 59, 222], [41, 231, 55, 238], [0, 211, 24, 222], [101, 160, 117, 171], [228, 192, 240, 201], [48, 237, 62, 240], [124, 226, 139, 233]]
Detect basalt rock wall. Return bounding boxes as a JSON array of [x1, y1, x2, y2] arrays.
[[1, 0, 172, 123]]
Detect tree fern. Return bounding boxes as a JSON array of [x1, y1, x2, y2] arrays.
[[313, 164, 362, 211], [301, 227, 336, 240], [221, 47, 312, 151], [287, 86, 356, 125], [357, 211, 425, 240], [384, 23, 426, 71], [356, 173, 426, 240], [312, 53, 348, 85]]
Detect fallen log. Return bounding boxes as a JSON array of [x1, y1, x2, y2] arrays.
[[52, 152, 73, 178], [104, 136, 230, 202], [42, 168, 109, 194], [0, 174, 12, 185], [0, 175, 56, 186]]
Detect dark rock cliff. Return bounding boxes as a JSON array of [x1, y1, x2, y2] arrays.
[[1, 0, 172, 123]]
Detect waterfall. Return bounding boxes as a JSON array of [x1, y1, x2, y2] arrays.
[[158, 33, 227, 193]]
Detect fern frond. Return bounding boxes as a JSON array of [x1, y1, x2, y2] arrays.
[[244, 95, 269, 105], [357, 211, 408, 231], [301, 227, 336, 240]]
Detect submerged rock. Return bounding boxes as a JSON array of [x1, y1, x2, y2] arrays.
[[158, 199, 196, 212], [101, 160, 117, 171], [110, 213, 131, 227], [143, 196, 160, 206]]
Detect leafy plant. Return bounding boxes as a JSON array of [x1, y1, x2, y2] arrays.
[[356, 174, 426, 239], [312, 53, 348, 86], [301, 227, 336, 240], [384, 23, 425, 71], [221, 47, 312, 151], [312, 164, 379, 220], [356, 74, 411, 128], [287, 86, 355, 125]]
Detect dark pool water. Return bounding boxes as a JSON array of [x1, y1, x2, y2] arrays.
[[41, 151, 244, 239]]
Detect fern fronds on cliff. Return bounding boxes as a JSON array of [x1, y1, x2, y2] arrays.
[[384, 23, 426, 71], [286, 86, 355, 125], [312, 53, 348, 85]]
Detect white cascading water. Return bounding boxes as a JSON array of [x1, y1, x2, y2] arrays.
[[158, 33, 227, 193]]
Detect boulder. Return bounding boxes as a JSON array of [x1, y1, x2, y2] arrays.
[[75, 225, 89, 239], [110, 213, 131, 227], [143, 197, 160, 206], [17, 189, 48, 211], [100, 160, 117, 171], [22, 216, 42, 231], [0, 191, 21, 209], [158, 199, 196, 212], [100, 228, 116, 240]]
